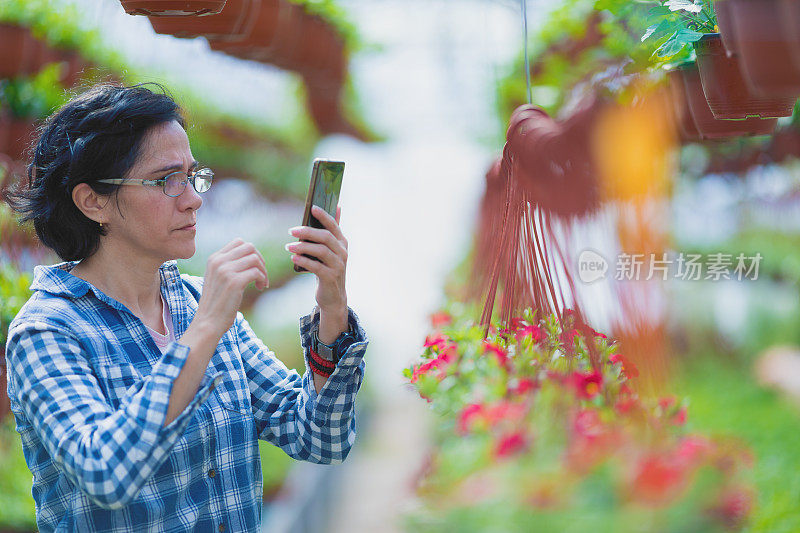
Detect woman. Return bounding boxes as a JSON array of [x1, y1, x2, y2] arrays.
[[2, 83, 367, 532]]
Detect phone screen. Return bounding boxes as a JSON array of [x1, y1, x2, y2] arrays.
[[295, 159, 345, 273], [309, 160, 344, 229]]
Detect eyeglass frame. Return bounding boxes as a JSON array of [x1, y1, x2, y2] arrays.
[[95, 167, 214, 197]]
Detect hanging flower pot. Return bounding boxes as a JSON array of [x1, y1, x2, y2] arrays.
[[780, 0, 800, 73], [120, 0, 226, 16], [726, 0, 800, 97], [148, 0, 259, 40], [208, 0, 280, 60], [0, 113, 37, 162], [713, 1, 738, 56], [667, 69, 702, 143], [693, 33, 796, 119], [0, 24, 36, 78], [678, 62, 777, 138]]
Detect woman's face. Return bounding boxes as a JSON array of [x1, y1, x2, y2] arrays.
[[104, 120, 203, 262]]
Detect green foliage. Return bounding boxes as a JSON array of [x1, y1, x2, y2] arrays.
[[0, 262, 32, 346], [0, 0, 103, 52], [0, 419, 36, 531], [0, 63, 70, 119], [640, 1, 716, 60], [404, 304, 753, 531]]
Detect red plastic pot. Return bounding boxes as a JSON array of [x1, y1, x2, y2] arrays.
[[781, 0, 800, 73], [120, 0, 226, 16], [667, 69, 702, 143], [694, 33, 796, 119], [208, 0, 280, 60], [678, 62, 777, 138], [148, 0, 259, 40], [0, 115, 37, 162], [714, 1, 738, 56], [0, 24, 37, 78], [727, 0, 800, 97]]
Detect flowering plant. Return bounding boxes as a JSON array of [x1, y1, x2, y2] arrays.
[[404, 306, 752, 531], [641, 0, 717, 59]]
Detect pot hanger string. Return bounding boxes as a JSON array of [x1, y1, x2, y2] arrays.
[[521, 0, 531, 104]]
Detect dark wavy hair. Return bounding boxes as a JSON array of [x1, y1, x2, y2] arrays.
[[2, 82, 187, 261]]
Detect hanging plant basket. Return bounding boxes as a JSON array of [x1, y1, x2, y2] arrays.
[[120, 0, 227, 16], [713, 1, 738, 56], [726, 0, 800, 97], [0, 24, 36, 78], [0, 114, 37, 162], [678, 62, 777, 139], [667, 69, 702, 143], [693, 33, 796, 119], [148, 0, 259, 40], [208, 0, 280, 60]]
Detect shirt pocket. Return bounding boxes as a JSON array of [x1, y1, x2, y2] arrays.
[[209, 330, 252, 414], [92, 350, 145, 410]]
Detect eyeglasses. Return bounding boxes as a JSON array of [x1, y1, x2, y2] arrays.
[[96, 167, 214, 197]]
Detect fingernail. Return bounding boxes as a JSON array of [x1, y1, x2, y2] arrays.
[[284, 243, 296, 252], [288, 227, 299, 236]]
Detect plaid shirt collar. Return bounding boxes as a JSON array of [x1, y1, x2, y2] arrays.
[[30, 259, 183, 313]]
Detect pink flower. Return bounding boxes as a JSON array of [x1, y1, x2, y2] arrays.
[[424, 333, 449, 351], [629, 454, 687, 505], [672, 406, 687, 426], [493, 431, 530, 458], [430, 311, 452, 328], [609, 353, 639, 379], [570, 370, 603, 399], [516, 324, 546, 343], [484, 341, 509, 369], [485, 401, 527, 426], [457, 403, 484, 435], [572, 409, 604, 442], [509, 378, 537, 396]]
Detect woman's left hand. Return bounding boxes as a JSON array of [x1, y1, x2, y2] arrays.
[[286, 205, 348, 313]]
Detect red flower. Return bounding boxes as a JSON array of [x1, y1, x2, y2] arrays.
[[570, 370, 603, 399], [509, 378, 537, 396], [430, 311, 452, 328], [493, 431, 530, 458], [485, 401, 527, 426], [484, 341, 509, 369], [676, 436, 712, 465], [629, 454, 687, 504], [516, 324, 546, 343], [424, 333, 449, 351], [572, 409, 604, 442], [672, 406, 687, 426], [609, 353, 639, 379], [457, 403, 484, 435], [659, 396, 676, 410], [591, 327, 607, 339], [711, 487, 753, 529]]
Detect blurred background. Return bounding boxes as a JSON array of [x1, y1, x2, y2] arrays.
[[2, 0, 800, 531]]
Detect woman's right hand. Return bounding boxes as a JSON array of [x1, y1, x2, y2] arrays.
[[194, 238, 269, 338]]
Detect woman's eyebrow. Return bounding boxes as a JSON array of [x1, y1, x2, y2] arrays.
[[150, 160, 199, 175]]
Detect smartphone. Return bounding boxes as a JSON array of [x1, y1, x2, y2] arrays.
[[294, 159, 345, 273]]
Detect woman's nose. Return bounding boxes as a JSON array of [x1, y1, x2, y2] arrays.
[[177, 180, 203, 211]]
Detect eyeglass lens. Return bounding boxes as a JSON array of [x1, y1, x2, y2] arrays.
[[164, 168, 213, 197]]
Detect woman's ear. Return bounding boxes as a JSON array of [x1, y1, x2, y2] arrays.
[[71, 182, 109, 225]]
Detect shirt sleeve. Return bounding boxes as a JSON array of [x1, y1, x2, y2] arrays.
[[234, 305, 368, 464], [4, 319, 222, 510]]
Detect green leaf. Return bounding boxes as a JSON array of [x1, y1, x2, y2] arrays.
[[641, 19, 677, 42]]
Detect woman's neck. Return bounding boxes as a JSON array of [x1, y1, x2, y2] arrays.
[[70, 242, 164, 319]]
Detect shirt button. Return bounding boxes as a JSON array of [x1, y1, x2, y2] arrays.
[[208, 469, 216, 478], [218, 525, 225, 532]]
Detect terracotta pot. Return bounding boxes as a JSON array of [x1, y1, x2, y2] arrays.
[[694, 33, 796, 118], [208, 0, 280, 60], [0, 115, 37, 162], [120, 0, 226, 16], [714, 1, 738, 56], [667, 69, 702, 143], [678, 62, 777, 138], [148, 0, 259, 40], [0, 24, 37, 78], [780, 0, 800, 72], [54, 49, 90, 87], [727, 0, 800, 96]]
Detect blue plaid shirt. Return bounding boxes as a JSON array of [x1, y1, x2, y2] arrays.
[[4, 260, 368, 532]]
